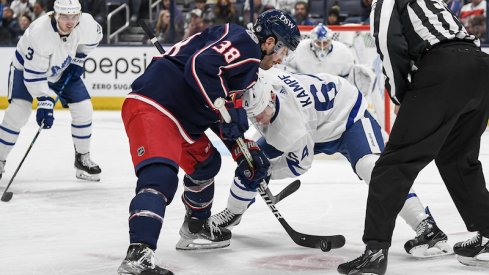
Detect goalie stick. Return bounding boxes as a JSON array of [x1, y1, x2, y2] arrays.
[[214, 98, 345, 251]]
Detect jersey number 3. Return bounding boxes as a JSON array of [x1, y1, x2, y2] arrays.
[[212, 41, 241, 64], [25, 47, 34, 61]]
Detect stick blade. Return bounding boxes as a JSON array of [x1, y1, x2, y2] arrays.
[[1, 191, 13, 202], [273, 180, 301, 204]]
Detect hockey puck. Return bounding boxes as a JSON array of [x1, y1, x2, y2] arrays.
[[320, 239, 332, 252]]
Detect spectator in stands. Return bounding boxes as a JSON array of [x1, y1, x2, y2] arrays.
[[43, 0, 54, 11], [327, 7, 340, 25], [160, 0, 184, 31], [460, 0, 486, 27], [360, 0, 372, 23], [0, 6, 20, 45], [88, 0, 106, 36], [17, 13, 31, 37], [10, 0, 33, 18], [294, 1, 314, 25], [31, 0, 45, 20], [195, 0, 214, 25], [276, 0, 297, 15], [445, 0, 463, 17], [243, 0, 274, 25], [183, 9, 206, 40], [213, 0, 238, 25], [129, 0, 142, 23], [1, 0, 9, 20], [156, 9, 183, 43], [466, 14, 486, 42]]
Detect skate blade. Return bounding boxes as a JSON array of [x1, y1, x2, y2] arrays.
[[175, 237, 230, 250], [117, 262, 143, 274], [410, 241, 454, 258], [76, 170, 100, 182], [457, 254, 489, 267]]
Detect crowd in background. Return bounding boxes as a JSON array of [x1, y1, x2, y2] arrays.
[[0, 0, 487, 46]]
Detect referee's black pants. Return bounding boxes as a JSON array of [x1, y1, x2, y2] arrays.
[[363, 42, 489, 249]]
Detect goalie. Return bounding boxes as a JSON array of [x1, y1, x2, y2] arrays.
[[282, 23, 377, 98]]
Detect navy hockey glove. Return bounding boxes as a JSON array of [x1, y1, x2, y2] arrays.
[[218, 100, 249, 140], [232, 139, 270, 189], [36, 96, 55, 129]]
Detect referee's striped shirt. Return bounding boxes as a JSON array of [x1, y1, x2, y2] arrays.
[[371, 0, 480, 105]]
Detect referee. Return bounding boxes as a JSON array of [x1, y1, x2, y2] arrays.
[[338, 0, 489, 274]]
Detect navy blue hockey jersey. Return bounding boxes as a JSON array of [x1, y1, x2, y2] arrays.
[[131, 24, 262, 139]]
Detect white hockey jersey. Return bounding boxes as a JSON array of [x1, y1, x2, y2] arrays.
[[255, 68, 368, 180], [12, 12, 103, 98], [280, 39, 355, 77]]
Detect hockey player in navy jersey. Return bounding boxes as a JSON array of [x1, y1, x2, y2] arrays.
[[0, 0, 103, 181], [117, 10, 301, 275], [211, 68, 452, 259]]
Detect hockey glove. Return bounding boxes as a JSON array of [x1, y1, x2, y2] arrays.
[[232, 139, 270, 189], [218, 99, 249, 140], [70, 53, 86, 80], [36, 96, 55, 129]]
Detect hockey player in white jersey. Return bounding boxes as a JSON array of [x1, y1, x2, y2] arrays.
[[211, 68, 452, 258], [0, 0, 102, 181], [281, 23, 376, 97]]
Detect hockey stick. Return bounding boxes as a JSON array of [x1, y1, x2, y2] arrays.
[[267, 179, 301, 204], [138, 24, 313, 239], [141, 16, 342, 248], [1, 75, 72, 202], [138, 19, 166, 54], [136, 24, 301, 204], [214, 98, 345, 251]]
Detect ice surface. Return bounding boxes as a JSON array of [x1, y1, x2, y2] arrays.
[[0, 111, 488, 275]]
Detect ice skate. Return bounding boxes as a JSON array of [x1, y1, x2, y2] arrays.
[[209, 208, 242, 230], [0, 160, 5, 180], [118, 243, 173, 275], [337, 248, 388, 275], [454, 232, 489, 267], [404, 207, 452, 258], [176, 209, 231, 250], [74, 152, 101, 181]]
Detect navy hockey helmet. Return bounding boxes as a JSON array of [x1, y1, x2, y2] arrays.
[[253, 9, 301, 52]]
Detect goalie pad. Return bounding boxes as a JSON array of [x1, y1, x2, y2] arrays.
[[347, 64, 376, 97]]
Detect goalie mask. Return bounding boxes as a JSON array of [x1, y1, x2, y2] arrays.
[[309, 23, 333, 62]]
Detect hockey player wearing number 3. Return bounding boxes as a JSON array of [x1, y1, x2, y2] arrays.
[[117, 10, 300, 275], [211, 68, 452, 259], [0, 0, 102, 181]]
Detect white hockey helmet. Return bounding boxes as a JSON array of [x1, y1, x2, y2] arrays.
[[309, 23, 333, 61], [54, 0, 81, 15], [242, 70, 276, 118]]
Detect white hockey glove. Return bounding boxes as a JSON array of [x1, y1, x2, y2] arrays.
[[348, 64, 376, 97]]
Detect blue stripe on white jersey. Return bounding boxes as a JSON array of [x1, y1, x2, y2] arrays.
[[346, 91, 363, 129]]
